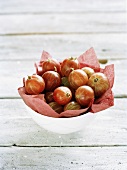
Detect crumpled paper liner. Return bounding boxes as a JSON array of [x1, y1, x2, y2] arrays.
[[18, 47, 114, 118]]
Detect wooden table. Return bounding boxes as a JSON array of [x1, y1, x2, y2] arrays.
[[0, 0, 127, 169]]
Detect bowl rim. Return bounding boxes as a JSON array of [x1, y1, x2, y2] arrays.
[[26, 105, 95, 120]]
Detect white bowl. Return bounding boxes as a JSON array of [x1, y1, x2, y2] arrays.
[[25, 105, 96, 134]]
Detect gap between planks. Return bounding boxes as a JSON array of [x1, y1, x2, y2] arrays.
[[0, 11, 125, 15], [0, 144, 127, 148], [0, 95, 127, 99], [0, 32, 126, 36]]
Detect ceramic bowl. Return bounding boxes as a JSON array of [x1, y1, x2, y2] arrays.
[[25, 105, 96, 134]]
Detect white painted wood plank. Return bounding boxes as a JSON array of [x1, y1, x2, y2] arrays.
[[0, 34, 126, 61], [0, 12, 126, 35], [0, 98, 126, 117], [0, 1, 126, 169], [0, 147, 127, 170], [0, 0, 125, 13], [0, 99, 127, 146], [0, 59, 126, 97]]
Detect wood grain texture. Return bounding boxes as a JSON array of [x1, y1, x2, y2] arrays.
[[0, 12, 126, 35], [0, 147, 127, 170], [0, 0, 126, 168], [0, 34, 127, 61], [0, 0, 126, 14], [0, 98, 127, 146]]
